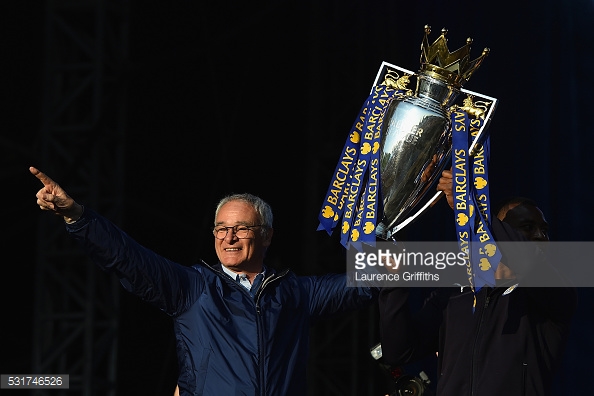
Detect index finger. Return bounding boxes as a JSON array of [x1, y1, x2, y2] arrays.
[[29, 166, 55, 186]]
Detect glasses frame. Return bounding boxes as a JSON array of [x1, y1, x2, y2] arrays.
[[213, 224, 264, 240]]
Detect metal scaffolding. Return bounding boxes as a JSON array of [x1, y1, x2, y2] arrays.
[[31, 1, 129, 394], [14, 1, 386, 395]]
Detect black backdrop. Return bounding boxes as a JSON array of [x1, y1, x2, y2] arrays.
[[4, 0, 594, 395]]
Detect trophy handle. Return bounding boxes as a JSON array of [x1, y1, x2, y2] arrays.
[[463, 88, 498, 156], [390, 92, 498, 235]]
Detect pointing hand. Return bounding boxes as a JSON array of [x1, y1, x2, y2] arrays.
[[30, 166, 83, 223]]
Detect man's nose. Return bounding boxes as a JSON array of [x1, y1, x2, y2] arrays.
[[224, 228, 239, 241], [532, 228, 548, 241]]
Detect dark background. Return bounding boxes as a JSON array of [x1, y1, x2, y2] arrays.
[[4, 0, 594, 395]]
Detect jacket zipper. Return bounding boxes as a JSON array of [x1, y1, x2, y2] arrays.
[[254, 269, 289, 396], [255, 269, 289, 313], [205, 262, 290, 396], [470, 291, 490, 396]]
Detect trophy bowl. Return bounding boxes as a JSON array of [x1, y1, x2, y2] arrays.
[[375, 72, 456, 240]]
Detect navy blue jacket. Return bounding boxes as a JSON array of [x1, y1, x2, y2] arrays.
[[66, 208, 379, 395], [378, 219, 578, 396]]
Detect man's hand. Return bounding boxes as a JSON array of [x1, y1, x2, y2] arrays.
[[436, 167, 454, 210], [30, 166, 83, 223]]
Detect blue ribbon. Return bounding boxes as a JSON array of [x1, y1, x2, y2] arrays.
[[318, 84, 398, 250], [451, 110, 500, 308]]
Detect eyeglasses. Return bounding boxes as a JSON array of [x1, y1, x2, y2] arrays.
[[213, 225, 264, 240]]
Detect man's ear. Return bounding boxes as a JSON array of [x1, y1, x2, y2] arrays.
[[263, 228, 274, 247]]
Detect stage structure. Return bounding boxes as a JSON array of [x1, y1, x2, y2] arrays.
[[31, 1, 129, 394]]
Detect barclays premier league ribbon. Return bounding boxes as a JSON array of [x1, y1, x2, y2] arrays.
[[468, 118, 499, 289], [317, 84, 399, 249], [452, 110, 500, 306]]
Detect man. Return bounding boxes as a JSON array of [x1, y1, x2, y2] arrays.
[[30, 166, 379, 396], [494, 196, 549, 243], [378, 168, 577, 396]]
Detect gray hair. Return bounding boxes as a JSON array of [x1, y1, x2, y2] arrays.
[[214, 193, 273, 236]]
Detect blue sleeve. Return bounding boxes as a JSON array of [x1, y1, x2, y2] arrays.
[[299, 273, 379, 322], [65, 207, 201, 316]]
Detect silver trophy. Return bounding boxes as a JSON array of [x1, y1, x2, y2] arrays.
[[374, 26, 497, 240], [317, 25, 498, 247]]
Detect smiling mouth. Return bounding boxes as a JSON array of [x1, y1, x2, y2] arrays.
[[225, 248, 241, 251]]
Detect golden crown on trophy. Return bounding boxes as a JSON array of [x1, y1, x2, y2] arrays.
[[420, 25, 490, 88]]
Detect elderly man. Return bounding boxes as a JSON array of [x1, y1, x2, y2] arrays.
[[31, 166, 379, 396]]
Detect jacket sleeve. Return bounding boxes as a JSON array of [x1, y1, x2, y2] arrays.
[[302, 273, 380, 322], [378, 287, 448, 366], [65, 207, 201, 316]]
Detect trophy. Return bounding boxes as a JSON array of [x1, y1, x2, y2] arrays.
[[318, 25, 498, 253]]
